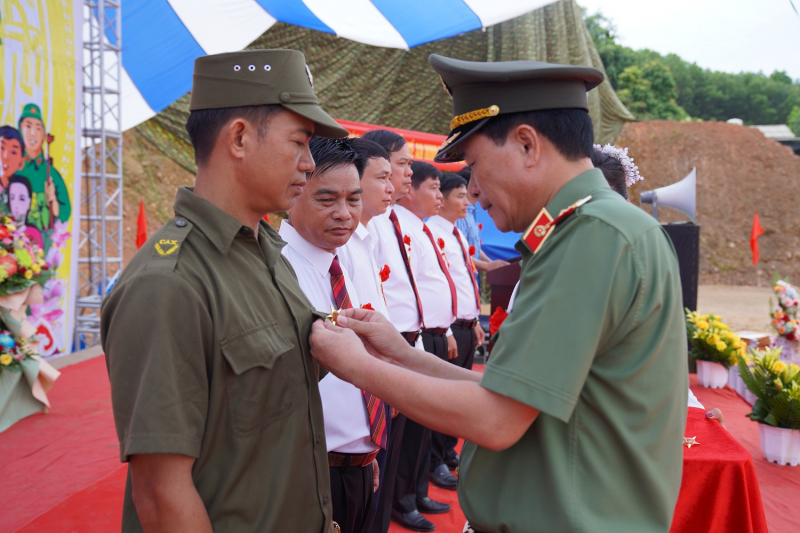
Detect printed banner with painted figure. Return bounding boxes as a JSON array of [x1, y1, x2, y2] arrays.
[[1, 0, 81, 357]]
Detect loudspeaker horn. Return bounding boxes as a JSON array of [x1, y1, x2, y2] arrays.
[[640, 167, 696, 223]]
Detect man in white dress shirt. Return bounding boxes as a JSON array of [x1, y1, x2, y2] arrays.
[[337, 138, 394, 532], [394, 160, 460, 498], [425, 172, 487, 481], [361, 130, 449, 533], [279, 137, 382, 533]]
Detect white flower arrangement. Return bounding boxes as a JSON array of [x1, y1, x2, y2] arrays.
[[593, 143, 643, 187]]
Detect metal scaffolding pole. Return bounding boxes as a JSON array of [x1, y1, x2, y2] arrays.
[[75, 0, 122, 347]]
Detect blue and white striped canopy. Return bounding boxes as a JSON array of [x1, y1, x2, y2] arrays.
[[121, 0, 554, 130]]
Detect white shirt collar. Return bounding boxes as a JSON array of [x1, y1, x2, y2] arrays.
[[428, 215, 456, 233], [279, 220, 335, 277], [393, 204, 423, 230]]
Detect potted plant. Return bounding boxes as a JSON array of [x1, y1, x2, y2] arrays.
[[686, 310, 745, 388], [770, 279, 800, 363], [738, 347, 800, 466]]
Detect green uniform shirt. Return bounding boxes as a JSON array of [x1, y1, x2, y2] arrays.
[[18, 152, 72, 229], [101, 187, 333, 533], [459, 169, 688, 533]]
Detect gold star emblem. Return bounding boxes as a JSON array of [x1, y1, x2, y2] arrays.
[[683, 436, 700, 449], [326, 304, 343, 326]]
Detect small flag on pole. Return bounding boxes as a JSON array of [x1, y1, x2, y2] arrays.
[[136, 199, 148, 249], [750, 213, 764, 265]]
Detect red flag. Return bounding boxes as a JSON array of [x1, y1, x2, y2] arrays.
[[136, 199, 148, 249], [750, 213, 764, 265]]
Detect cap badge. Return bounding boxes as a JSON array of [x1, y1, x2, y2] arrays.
[[450, 105, 499, 131], [306, 64, 314, 89]]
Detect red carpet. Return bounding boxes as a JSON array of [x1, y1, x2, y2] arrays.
[[0, 355, 120, 533], [3, 357, 799, 533]]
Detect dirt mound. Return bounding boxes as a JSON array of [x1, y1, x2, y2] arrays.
[[619, 121, 800, 286], [120, 130, 196, 264]]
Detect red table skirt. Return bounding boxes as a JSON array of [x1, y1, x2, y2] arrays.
[[670, 409, 768, 533]]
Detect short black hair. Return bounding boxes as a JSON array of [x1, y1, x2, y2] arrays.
[[351, 138, 390, 173], [439, 172, 467, 197], [456, 166, 470, 181], [309, 137, 364, 179], [0, 125, 24, 153], [591, 147, 628, 199], [478, 109, 594, 161], [185, 104, 282, 166], [7, 174, 32, 198], [361, 129, 407, 155], [409, 161, 442, 189]]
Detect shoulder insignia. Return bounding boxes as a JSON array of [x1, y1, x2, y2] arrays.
[[149, 218, 193, 270], [521, 195, 592, 254]]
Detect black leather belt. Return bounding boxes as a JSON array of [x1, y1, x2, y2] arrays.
[[422, 327, 448, 336], [328, 450, 380, 468], [401, 330, 421, 343], [452, 318, 477, 328]]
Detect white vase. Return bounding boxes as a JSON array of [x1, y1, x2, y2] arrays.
[[696, 360, 729, 388], [758, 424, 800, 466], [774, 337, 800, 364]]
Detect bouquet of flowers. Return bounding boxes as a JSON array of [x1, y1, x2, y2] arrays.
[[0, 217, 51, 296], [686, 309, 746, 369], [771, 279, 799, 341], [0, 330, 37, 376], [738, 346, 800, 430]]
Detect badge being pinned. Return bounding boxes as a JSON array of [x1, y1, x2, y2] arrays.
[[326, 304, 343, 326]]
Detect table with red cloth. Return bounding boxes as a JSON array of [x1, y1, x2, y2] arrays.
[[670, 408, 768, 533]]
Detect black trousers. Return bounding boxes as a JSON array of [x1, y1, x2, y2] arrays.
[[331, 461, 375, 533], [393, 331, 448, 514], [370, 335, 415, 533], [431, 322, 476, 469]]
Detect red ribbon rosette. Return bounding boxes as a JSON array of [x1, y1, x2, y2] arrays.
[[361, 303, 374, 310], [379, 264, 391, 282], [437, 237, 445, 250]]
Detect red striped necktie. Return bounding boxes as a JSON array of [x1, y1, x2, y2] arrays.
[[422, 224, 458, 318], [453, 227, 482, 309], [388, 209, 424, 323], [329, 256, 387, 449]]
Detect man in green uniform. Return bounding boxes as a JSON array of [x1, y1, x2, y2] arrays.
[[17, 103, 72, 231], [101, 49, 349, 533], [310, 55, 688, 533]]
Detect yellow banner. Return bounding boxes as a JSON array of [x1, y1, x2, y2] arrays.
[[1, 0, 81, 355]]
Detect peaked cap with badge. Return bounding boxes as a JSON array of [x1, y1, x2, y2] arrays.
[[429, 54, 604, 162], [190, 49, 349, 139]]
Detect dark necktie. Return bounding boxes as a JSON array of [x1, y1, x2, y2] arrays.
[[422, 224, 458, 318], [453, 227, 482, 309], [388, 209, 424, 323], [329, 256, 387, 449]]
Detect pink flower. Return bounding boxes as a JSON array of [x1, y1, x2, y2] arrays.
[[50, 221, 72, 249]]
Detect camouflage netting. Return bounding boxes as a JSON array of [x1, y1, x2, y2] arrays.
[[135, 0, 634, 174]]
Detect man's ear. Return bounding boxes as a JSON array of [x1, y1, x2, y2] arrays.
[[513, 124, 541, 169], [225, 117, 251, 161]]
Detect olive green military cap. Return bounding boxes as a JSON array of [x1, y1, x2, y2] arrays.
[[190, 49, 349, 139], [18, 103, 44, 128], [429, 54, 604, 162]]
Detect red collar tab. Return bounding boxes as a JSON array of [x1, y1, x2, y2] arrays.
[[522, 195, 592, 254]]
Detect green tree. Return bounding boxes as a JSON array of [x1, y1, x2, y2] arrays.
[[617, 62, 688, 120], [582, 9, 800, 125], [788, 106, 800, 136]]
